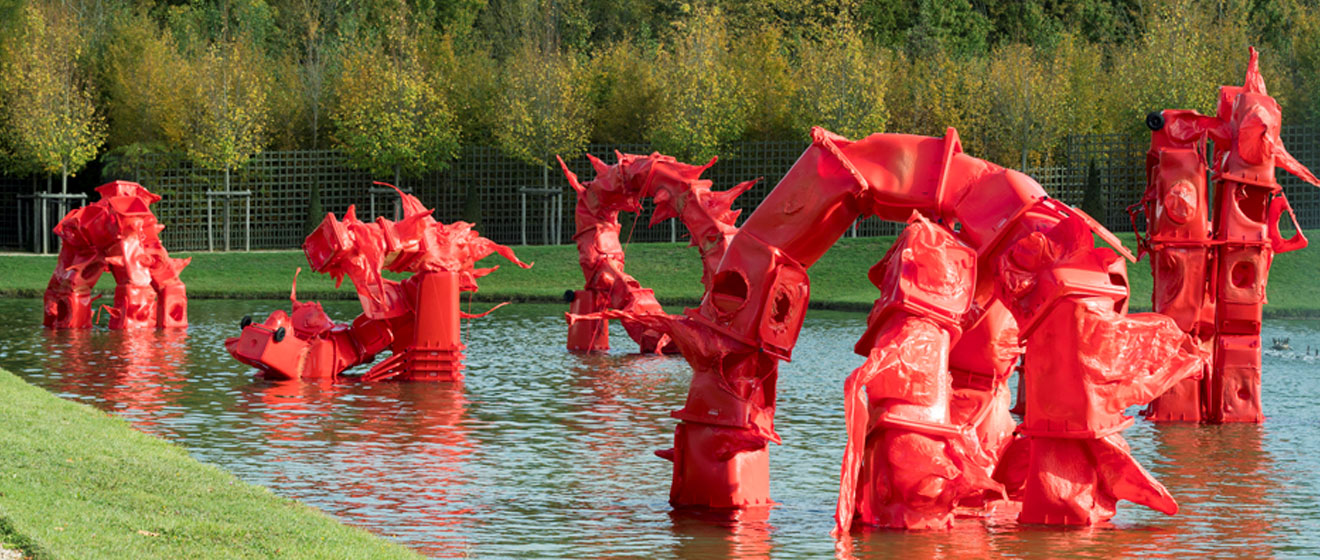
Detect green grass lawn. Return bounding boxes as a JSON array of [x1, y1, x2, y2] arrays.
[[2, 233, 1319, 316], [0, 367, 423, 560]]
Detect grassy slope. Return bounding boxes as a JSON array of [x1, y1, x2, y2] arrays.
[[1, 233, 1318, 315], [0, 368, 423, 560]]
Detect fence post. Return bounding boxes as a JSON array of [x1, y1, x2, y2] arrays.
[[207, 195, 214, 252]]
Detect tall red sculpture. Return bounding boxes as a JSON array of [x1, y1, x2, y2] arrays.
[[560, 152, 753, 353], [44, 181, 190, 330], [574, 128, 1205, 530], [1134, 48, 1317, 423], [225, 185, 531, 381]]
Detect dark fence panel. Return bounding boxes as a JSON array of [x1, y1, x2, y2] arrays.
[[1278, 124, 1320, 230], [3, 125, 1319, 252]]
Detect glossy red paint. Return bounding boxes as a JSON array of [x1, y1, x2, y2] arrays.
[[1134, 48, 1318, 424], [224, 184, 530, 381], [44, 181, 190, 330], [573, 127, 1204, 531], [559, 152, 754, 353]]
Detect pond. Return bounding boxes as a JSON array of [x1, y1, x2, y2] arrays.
[[0, 298, 1318, 558]]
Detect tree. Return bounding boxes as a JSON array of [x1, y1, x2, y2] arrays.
[[1104, 0, 1248, 137], [649, 7, 749, 161], [329, 38, 460, 183], [102, 10, 191, 153], [906, 0, 991, 58], [493, 38, 591, 187], [733, 26, 795, 141], [0, 3, 106, 192], [185, 33, 270, 191], [430, 35, 500, 146], [284, 0, 344, 150], [1081, 157, 1107, 220], [793, 26, 891, 140], [586, 39, 662, 144], [985, 43, 1053, 168], [887, 48, 990, 156]]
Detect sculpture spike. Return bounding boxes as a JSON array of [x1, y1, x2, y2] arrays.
[[1243, 46, 1267, 95]]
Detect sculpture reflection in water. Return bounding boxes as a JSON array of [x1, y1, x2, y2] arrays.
[[573, 126, 1206, 531], [225, 184, 531, 382], [1148, 424, 1278, 554], [42, 327, 189, 436], [1134, 48, 1319, 424], [667, 507, 774, 560], [241, 379, 474, 558], [560, 153, 754, 353], [44, 181, 190, 330]]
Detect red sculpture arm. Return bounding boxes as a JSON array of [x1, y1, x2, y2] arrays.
[[227, 186, 529, 382], [835, 214, 1003, 532], [642, 126, 1202, 530], [560, 152, 751, 353]]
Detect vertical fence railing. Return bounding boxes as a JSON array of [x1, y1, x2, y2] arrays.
[[3, 127, 1320, 252]]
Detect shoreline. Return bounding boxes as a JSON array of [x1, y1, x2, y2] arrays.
[[4, 235, 1319, 318], [0, 367, 422, 559]]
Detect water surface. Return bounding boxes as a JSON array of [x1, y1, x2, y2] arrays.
[[0, 299, 1317, 558]]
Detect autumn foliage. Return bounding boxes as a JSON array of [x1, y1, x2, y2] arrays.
[[1, 0, 1318, 182]]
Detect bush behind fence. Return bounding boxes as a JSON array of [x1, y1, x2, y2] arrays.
[[3, 126, 1320, 252]]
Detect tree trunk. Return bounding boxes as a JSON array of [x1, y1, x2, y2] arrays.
[[61, 164, 67, 194]]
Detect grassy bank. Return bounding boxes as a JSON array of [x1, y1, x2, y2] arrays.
[[2, 233, 1319, 316], [0, 367, 423, 559]]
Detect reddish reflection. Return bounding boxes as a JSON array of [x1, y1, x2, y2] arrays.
[[668, 506, 776, 560], [250, 378, 340, 444], [342, 382, 475, 558], [570, 352, 674, 474], [42, 327, 189, 436], [1148, 423, 1279, 554], [242, 378, 474, 558]]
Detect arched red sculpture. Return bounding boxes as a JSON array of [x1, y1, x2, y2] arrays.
[[1134, 47, 1318, 424], [559, 152, 753, 353], [574, 127, 1205, 530], [225, 185, 531, 381], [44, 181, 190, 330]]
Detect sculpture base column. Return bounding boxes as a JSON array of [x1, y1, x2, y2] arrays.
[[110, 284, 158, 329], [392, 271, 465, 382], [1019, 437, 1118, 525], [1209, 334, 1263, 423], [44, 287, 94, 328], [567, 290, 609, 351], [156, 282, 189, 328], [1145, 376, 1204, 422], [666, 422, 771, 509]]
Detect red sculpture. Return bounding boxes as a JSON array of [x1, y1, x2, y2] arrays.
[[225, 185, 531, 381], [573, 127, 1205, 530], [44, 181, 190, 330], [1134, 48, 1317, 423], [559, 152, 753, 353]]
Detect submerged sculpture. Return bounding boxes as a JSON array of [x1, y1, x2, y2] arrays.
[[44, 181, 189, 329], [225, 184, 530, 381], [560, 152, 753, 353], [573, 127, 1205, 530], [1134, 48, 1318, 424]]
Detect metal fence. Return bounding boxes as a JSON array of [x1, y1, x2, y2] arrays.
[[3, 125, 1320, 251]]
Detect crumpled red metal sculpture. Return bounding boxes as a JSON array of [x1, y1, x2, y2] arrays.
[[559, 152, 754, 353], [1133, 47, 1318, 424], [224, 184, 530, 382], [44, 180, 190, 330], [572, 127, 1205, 531]]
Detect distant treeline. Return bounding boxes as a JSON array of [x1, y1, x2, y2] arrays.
[[1, 0, 1318, 188]]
